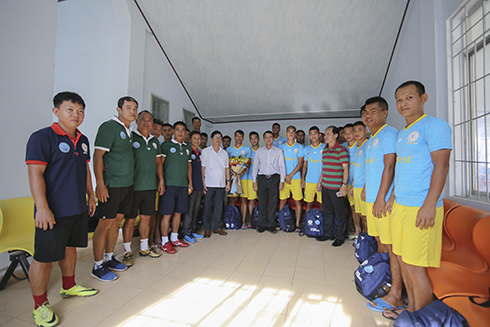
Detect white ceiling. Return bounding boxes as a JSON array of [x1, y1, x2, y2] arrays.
[[136, 0, 409, 123]]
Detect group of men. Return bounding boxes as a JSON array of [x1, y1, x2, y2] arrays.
[[25, 79, 451, 326]]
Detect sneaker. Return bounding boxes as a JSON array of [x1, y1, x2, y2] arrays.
[[171, 238, 189, 248], [33, 302, 59, 327], [160, 242, 177, 254], [184, 234, 196, 243], [192, 233, 203, 239], [122, 251, 134, 267], [91, 264, 117, 282], [139, 248, 161, 258], [60, 283, 98, 298], [105, 255, 128, 272], [332, 239, 345, 247]]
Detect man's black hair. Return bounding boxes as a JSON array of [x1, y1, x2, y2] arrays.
[[263, 130, 274, 137], [395, 80, 426, 96], [201, 132, 208, 138], [173, 121, 187, 130], [138, 110, 153, 118], [326, 125, 340, 137], [360, 104, 366, 116], [211, 130, 222, 138], [234, 130, 245, 136], [249, 131, 259, 138], [223, 135, 231, 141], [353, 121, 366, 128], [153, 118, 164, 126], [162, 123, 172, 129], [365, 96, 388, 111], [297, 129, 305, 135], [343, 123, 354, 129], [192, 117, 201, 123], [186, 128, 190, 132], [189, 130, 201, 139], [272, 123, 280, 128], [309, 126, 320, 133], [286, 125, 297, 132], [117, 96, 138, 108], [53, 91, 85, 109]]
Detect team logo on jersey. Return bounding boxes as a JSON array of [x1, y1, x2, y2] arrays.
[[120, 131, 126, 139], [133, 142, 140, 149], [241, 150, 245, 155], [191, 154, 196, 160], [170, 147, 176, 153], [294, 148, 298, 153], [306, 151, 310, 156], [153, 143, 157, 149], [408, 131, 419, 142], [278, 141, 283, 145], [372, 138, 379, 146], [81, 143, 88, 154], [186, 149, 190, 155], [358, 149, 363, 155], [59, 142, 70, 153]]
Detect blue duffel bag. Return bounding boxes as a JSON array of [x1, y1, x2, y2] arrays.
[[393, 300, 469, 327]]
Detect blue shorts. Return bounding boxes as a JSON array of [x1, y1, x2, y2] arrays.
[[158, 186, 189, 215]]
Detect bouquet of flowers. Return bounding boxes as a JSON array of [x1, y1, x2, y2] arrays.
[[229, 155, 251, 195]]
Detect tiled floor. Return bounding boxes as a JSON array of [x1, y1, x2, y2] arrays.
[[0, 230, 394, 326]]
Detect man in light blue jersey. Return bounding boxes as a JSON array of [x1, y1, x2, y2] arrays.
[[227, 130, 252, 228], [362, 96, 404, 314], [301, 126, 325, 214], [272, 123, 287, 147], [383, 81, 452, 319], [244, 131, 261, 228], [279, 126, 304, 229]]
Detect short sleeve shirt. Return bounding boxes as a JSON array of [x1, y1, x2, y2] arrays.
[[245, 146, 260, 180], [25, 123, 90, 218], [342, 141, 357, 184], [395, 115, 452, 207], [94, 118, 134, 188], [201, 147, 229, 187], [279, 142, 304, 180], [321, 142, 349, 190], [131, 130, 162, 191], [227, 145, 252, 180], [303, 143, 326, 184], [273, 136, 287, 147], [353, 139, 368, 188], [364, 124, 398, 203], [161, 139, 192, 187]]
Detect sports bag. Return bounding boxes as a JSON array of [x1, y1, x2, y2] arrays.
[[393, 300, 469, 327], [354, 232, 378, 263], [224, 205, 241, 230], [354, 252, 391, 301], [278, 204, 295, 232], [304, 208, 324, 237]]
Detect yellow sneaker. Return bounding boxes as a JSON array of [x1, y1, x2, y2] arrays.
[[122, 251, 134, 267], [60, 283, 98, 298], [139, 248, 161, 258], [33, 302, 59, 327]]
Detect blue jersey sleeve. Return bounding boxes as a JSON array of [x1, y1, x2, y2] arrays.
[[426, 119, 453, 152], [381, 128, 397, 155], [297, 144, 304, 158]]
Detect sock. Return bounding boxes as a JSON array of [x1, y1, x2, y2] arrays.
[[161, 236, 169, 244], [170, 232, 178, 242], [103, 253, 113, 262], [62, 275, 76, 290], [94, 260, 104, 268], [123, 242, 132, 253], [33, 292, 48, 309], [140, 238, 149, 251]]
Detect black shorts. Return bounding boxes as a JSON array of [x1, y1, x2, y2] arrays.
[[158, 186, 188, 215], [34, 212, 88, 263], [97, 186, 134, 219], [126, 190, 157, 218]]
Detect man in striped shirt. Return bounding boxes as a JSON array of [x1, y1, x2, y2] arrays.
[[316, 126, 349, 246]]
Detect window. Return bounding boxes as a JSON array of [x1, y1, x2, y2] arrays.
[[449, 0, 490, 202], [182, 108, 195, 130], [151, 94, 169, 123]]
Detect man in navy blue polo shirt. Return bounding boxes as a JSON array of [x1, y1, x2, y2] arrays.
[[26, 92, 98, 327]]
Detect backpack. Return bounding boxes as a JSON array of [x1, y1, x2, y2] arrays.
[[354, 252, 391, 301], [393, 300, 469, 327], [304, 209, 324, 237], [278, 204, 295, 232], [354, 232, 378, 263], [224, 205, 241, 230], [251, 205, 259, 229]]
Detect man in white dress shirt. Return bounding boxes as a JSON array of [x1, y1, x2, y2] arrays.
[[201, 130, 231, 237], [252, 130, 286, 233]]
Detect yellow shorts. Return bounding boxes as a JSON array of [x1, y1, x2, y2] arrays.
[[366, 202, 392, 244], [347, 185, 354, 206], [280, 179, 303, 201], [303, 182, 322, 203], [353, 188, 367, 216], [244, 179, 257, 200], [391, 202, 443, 268]]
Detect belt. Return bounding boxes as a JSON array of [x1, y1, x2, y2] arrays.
[[260, 174, 278, 179]]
